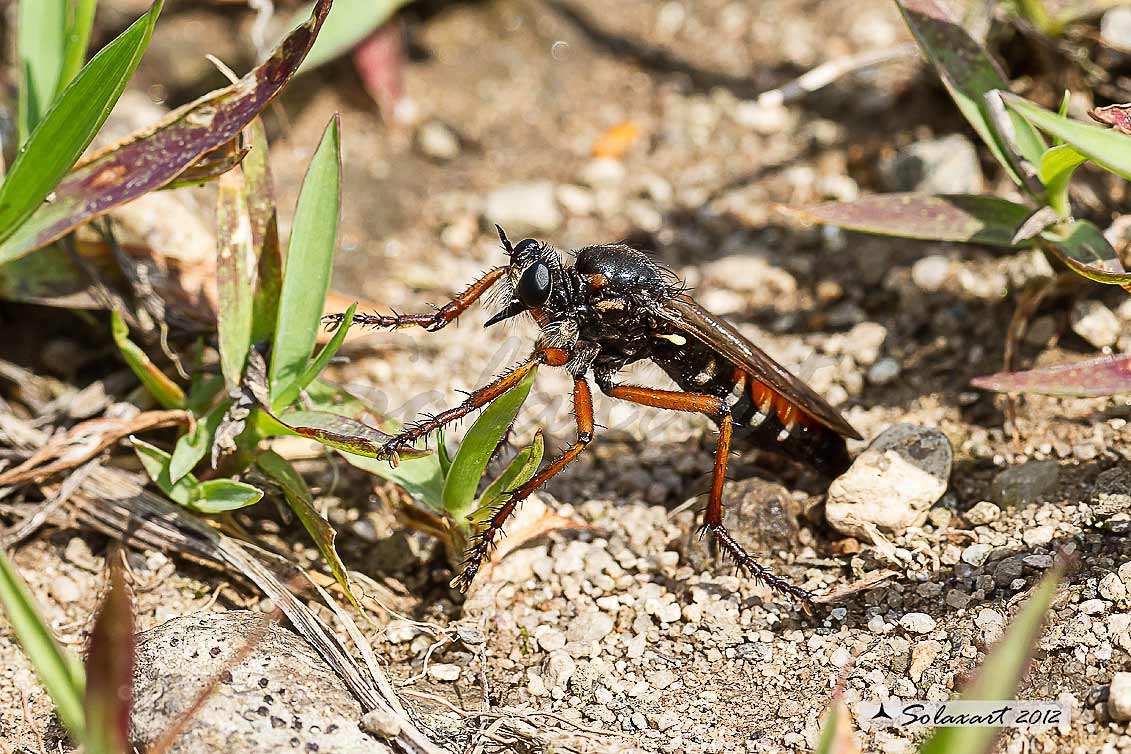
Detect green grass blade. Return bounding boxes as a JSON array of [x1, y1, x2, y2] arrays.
[[442, 367, 538, 523], [1003, 92, 1131, 181], [1038, 144, 1087, 218], [0, 0, 163, 243], [83, 555, 133, 754], [169, 399, 229, 483], [0, 548, 86, 742], [269, 115, 341, 410], [17, 0, 67, 142], [59, 0, 98, 91], [290, 0, 413, 73], [132, 437, 195, 505], [1041, 219, 1131, 287], [469, 430, 544, 530], [256, 450, 360, 610], [920, 565, 1062, 754], [110, 311, 185, 409], [272, 302, 355, 410]]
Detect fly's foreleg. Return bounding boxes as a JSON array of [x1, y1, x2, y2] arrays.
[[323, 267, 507, 333]]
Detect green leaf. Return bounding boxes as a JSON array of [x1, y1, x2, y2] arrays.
[[110, 311, 185, 409], [791, 194, 1033, 247], [896, 0, 1045, 189], [58, 0, 98, 92], [272, 303, 355, 410], [470, 430, 545, 530], [1003, 92, 1131, 181], [272, 409, 428, 461], [291, 0, 413, 73], [437, 429, 452, 477], [243, 118, 285, 344], [1038, 144, 1087, 218], [132, 437, 195, 506], [256, 450, 360, 609], [1041, 219, 1131, 287], [442, 367, 538, 523], [216, 166, 256, 387], [169, 399, 229, 483], [920, 565, 1062, 754], [269, 115, 341, 410], [188, 479, 263, 513], [0, 0, 163, 242], [17, 0, 67, 142], [0, 549, 86, 742], [83, 555, 133, 754]]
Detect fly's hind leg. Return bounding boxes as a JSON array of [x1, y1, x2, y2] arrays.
[[602, 383, 814, 605]]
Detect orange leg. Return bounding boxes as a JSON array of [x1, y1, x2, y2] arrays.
[[605, 384, 813, 604], [324, 267, 507, 333], [381, 347, 569, 460], [451, 377, 594, 592]]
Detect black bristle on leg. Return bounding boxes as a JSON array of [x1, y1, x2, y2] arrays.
[[703, 523, 814, 606]]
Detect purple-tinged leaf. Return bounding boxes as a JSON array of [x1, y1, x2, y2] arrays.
[[0, 0, 335, 265], [242, 118, 284, 344], [972, 354, 1131, 397], [353, 22, 406, 118], [1040, 220, 1131, 289], [896, 0, 1045, 190], [160, 139, 249, 190], [792, 193, 1032, 246], [1091, 103, 1131, 136], [84, 554, 134, 754], [216, 165, 256, 387]]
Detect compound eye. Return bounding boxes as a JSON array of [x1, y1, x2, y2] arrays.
[[514, 238, 541, 256], [517, 261, 552, 307]]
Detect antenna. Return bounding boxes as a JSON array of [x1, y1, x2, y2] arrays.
[[495, 224, 513, 255]]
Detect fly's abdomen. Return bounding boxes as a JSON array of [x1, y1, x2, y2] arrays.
[[730, 373, 851, 477]]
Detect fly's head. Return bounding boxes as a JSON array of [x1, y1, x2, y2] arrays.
[[485, 225, 580, 348]]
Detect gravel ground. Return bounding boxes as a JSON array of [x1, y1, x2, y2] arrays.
[[4, 0, 1131, 752]]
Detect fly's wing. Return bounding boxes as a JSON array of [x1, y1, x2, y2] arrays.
[[658, 295, 863, 440]]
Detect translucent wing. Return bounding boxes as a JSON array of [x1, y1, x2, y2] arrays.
[[658, 295, 862, 439]]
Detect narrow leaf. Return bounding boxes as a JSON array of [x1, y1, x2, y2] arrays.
[[437, 429, 452, 477], [84, 554, 133, 754], [272, 409, 428, 461], [1003, 92, 1131, 181], [272, 303, 355, 410], [1038, 144, 1087, 217], [0, 549, 86, 741], [188, 479, 263, 513], [131, 437, 195, 505], [110, 311, 185, 408], [0, 0, 334, 265], [1040, 219, 1131, 287], [0, 1, 163, 243], [470, 431, 545, 529], [243, 118, 285, 343], [256, 450, 360, 609], [216, 166, 256, 386], [269, 115, 341, 410], [815, 697, 860, 754], [896, 0, 1045, 188], [58, 0, 98, 92], [972, 354, 1131, 397], [920, 566, 1062, 754], [169, 399, 229, 483], [442, 367, 538, 522], [792, 194, 1032, 246], [17, 0, 67, 141]]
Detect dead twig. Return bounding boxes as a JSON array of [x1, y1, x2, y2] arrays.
[[0, 460, 99, 547], [753, 43, 918, 109]]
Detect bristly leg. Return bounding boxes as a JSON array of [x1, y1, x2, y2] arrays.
[[603, 383, 814, 607], [451, 377, 594, 592], [321, 266, 507, 332]]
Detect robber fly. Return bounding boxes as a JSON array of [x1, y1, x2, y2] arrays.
[[327, 226, 861, 602]]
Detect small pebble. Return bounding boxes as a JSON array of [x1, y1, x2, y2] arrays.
[[867, 357, 901, 385], [1070, 300, 1120, 349], [991, 461, 1058, 507], [961, 544, 992, 567], [1079, 599, 1107, 616], [910, 255, 952, 293], [899, 613, 936, 634], [964, 501, 1000, 526], [1109, 672, 1131, 721], [416, 121, 459, 160], [427, 664, 461, 682], [1101, 572, 1127, 602]]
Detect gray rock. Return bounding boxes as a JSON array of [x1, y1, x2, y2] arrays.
[[483, 181, 562, 234], [685, 477, 799, 572], [566, 610, 615, 645], [899, 612, 937, 634], [1092, 467, 1131, 520], [132, 611, 391, 754], [826, 424, 953, 537], [991, 460, 1059, 507], [1111, 672, 1131, 721], [1101, 6, 1131, 51], [961, 543, 991, 567], [1071, 300, 1120, 349], [880, 135, 984, 194]]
